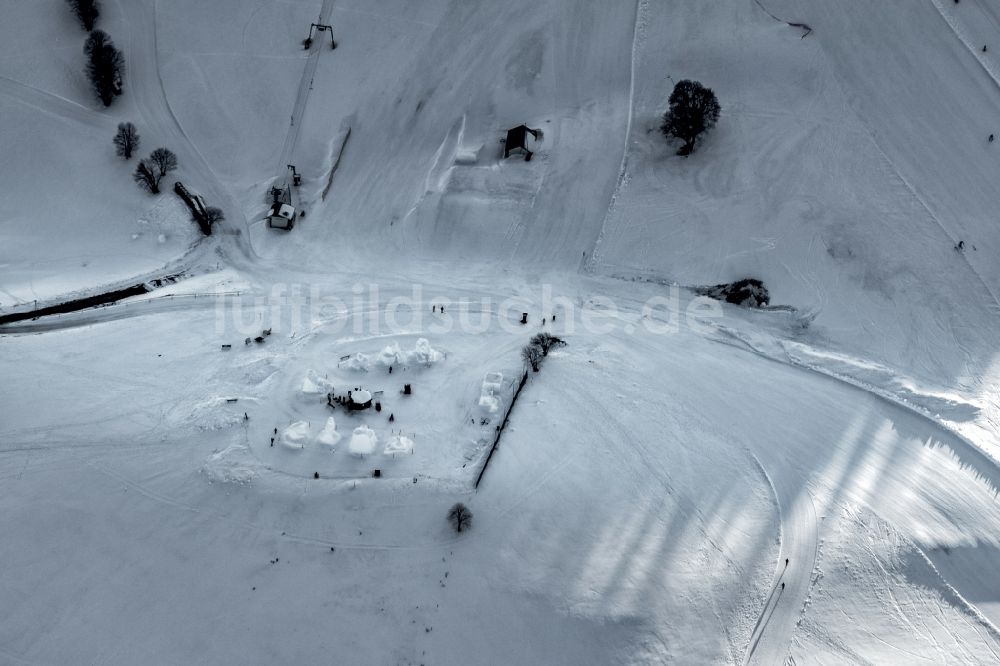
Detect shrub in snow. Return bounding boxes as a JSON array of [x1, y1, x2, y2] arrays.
[[661, 79, 720, 156], [113, 122, 139, 159], [447, 503, 473, 533], [84, 30, 124, 106], [67, 0, 100, 32], [133, 148, 177, 194], [204, 206, 225, 227], [697, 279, 770, 307]]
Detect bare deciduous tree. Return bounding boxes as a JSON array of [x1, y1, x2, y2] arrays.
[[149, 147, 178, 177], [133, 148, 177, 194], [447, 503, 473, 533], [113, 122, 139, 159], [133, 160, 158, 193], [521, 343, 543, 372]]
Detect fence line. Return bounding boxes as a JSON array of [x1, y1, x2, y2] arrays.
[[474, 370, 529, 490]]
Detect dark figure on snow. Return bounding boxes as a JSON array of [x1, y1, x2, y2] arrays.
[[990, 134, 994, 142], [781, 582, 785, 590]]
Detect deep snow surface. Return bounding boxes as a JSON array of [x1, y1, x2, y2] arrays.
[[2, 0, 1000, 663]]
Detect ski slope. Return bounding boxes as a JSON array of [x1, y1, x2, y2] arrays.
[[2, 0, 1000, 663]]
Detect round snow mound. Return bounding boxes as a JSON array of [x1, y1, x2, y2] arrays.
[[316, 417, 341, 449], [383, 435, 414, 456], [353, 389, 372, 404], [282, 421, 310, 450], [349, 425, 378, 456]]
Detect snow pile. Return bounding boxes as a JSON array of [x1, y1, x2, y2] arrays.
[[383, 434, 414, 456], [399, 338, 444, 366], [349, 425, 378, 456], [189, 397, 246, 431], [478, 371, 504, 413], [201, 444, 257, 484], [315, 417, 341, 449], [343, 339, 443, 371], [281, 421, 310, 450], [299, 370, 335, 398], [341, 352, 371, 372]]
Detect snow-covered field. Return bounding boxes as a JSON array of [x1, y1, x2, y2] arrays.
[[2, 0, 1000, 663]]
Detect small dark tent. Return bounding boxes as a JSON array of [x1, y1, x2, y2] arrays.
[[504, 124, 541, 161]]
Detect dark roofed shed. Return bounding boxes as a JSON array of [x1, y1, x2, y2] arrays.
[[504, 124, 541, 160]]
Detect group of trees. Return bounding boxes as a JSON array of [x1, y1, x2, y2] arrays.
[[86, 16, 219, 228], [68, 0, 125, 109], [133, 147, 178, 194], [112, 123, 180, 194], [521, 332, 566, 373], [67, 1, 124, 107], [113, 123, 222, 233], [661, 79, 720, 156]]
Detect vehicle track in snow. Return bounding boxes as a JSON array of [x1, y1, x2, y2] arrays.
[[0, 75, 110, 128], [742, 459, 819, 665], [584, 0, 645, 275], [923, 0, 1000, 311]]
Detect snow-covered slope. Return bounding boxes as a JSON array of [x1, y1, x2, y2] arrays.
[[2, 0, 1000, 663]]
